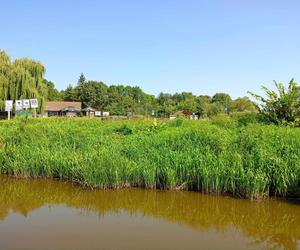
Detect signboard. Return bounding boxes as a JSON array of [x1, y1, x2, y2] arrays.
[[22, 99, 30, 109], [15, 100, 23, 111], [102, 111, 110, 117], [5, 100, 13, 111], [95, 111, 101, 117], [30, 99, 38, 108]]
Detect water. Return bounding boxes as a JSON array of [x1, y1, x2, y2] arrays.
[[0, 175, 299, 250]]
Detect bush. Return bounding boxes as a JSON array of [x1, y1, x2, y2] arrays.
[[115, 124, 133, 135], [231, 112, 259, 126], [248, 79, 300, 126], [211, 114, 237, 128]]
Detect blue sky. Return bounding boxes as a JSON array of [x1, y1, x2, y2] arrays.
[[1, 0, 299, 98]]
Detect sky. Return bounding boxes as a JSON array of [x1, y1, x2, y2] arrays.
[[1, 0, 299, 98]]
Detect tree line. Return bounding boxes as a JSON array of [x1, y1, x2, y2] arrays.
[[4, 49, 299, 125], [0, 50, 255, 117], [46, 73, 255, 117]]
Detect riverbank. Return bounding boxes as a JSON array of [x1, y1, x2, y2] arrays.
[[0, 117, 299, 199]]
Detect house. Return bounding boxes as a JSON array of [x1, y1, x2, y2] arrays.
[[44, 101, 82, 117]]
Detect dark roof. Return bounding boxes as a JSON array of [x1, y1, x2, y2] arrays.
[[45, 102, 81, 111]]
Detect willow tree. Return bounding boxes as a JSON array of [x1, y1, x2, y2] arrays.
[[0, 50, 47, 113]]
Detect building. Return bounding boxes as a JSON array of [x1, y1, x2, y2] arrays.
[[44, 101, 82, 117], [82, 107, 96, 117], [102, 111, 110, 117]]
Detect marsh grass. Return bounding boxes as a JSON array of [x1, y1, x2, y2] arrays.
[[0, 117, 299, 198]]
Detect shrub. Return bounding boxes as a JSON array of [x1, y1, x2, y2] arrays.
[[248, 79, 300, 127], [114, 124, 133, 135], [231, 112, 259, 126], [211, 114, 237, 128]]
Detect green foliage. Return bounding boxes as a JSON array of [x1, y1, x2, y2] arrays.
[[77, 80, 108, 109], [196, 95, 211, 117], [208, 102, 225, 116], [231, 112, 260, 126], [44, 79, 63, 101], [0, 50, 260, 119], [0, 49, 255, 117], [211, 114, 237, 128], [0, 118, 299, 199], [169, 117, 184, 127], [248, 79, 300, 126], [63, 84, 78, 102], [64, 76, 158, 115], [212, 93, 231, 104], [0, 50, 47, 112], [77, 73, 86, 86], [212, 93, 231, 113], [147, 118, 167, 132], [15, 111, 32, 118], [230, 97, 256, 112], [115, 124, 133, 135]]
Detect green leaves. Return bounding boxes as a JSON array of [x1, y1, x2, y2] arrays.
[[1, 118, 299, 198], [0, 50, 47, 113], [248, 79, 300, 126]]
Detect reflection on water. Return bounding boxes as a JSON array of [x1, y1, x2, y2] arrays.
[[0, 175, 299, 250]]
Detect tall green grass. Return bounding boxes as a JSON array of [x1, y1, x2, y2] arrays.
[[0, 117, 299, 198]]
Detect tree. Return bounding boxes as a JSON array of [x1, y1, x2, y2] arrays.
[[0, 50, 47, 112], [230, 97, 255, 112], [208, 102, 225, 116], [157, 93, 176, 117], [212, 93, 232, 113], [180, 98, 196, 114], [248, 79, 300, 126], [176, 92, 196, 114], [196, 95, 211, 117], [63, 84, 78, 102], [76, 80, 108, 110], [77, 73, 86, 86], [44, 79, 62, 101]]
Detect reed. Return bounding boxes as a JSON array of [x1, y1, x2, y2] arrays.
[[0, 117, 299, 198]]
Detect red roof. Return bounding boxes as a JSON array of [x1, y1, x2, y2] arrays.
[[45, 102, 81, 111]]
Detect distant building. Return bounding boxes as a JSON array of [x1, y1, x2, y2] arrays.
[[82, 107, 96, 117], [102, 111, 110, 117], [44, 102, 82, 117]]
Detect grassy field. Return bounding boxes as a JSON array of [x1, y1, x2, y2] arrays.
[[0, 116, 299, 198]]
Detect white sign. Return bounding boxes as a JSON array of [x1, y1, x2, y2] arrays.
[[102, 111, 110, 117], [22, 99, 30, 109], [5, 100, 13, 111], [30, 99, 38, 108], [15, 100, 23, 111], [95, 111, 101, 116]]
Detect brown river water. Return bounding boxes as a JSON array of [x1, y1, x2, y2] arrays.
[[0, 175, 299, 250]]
